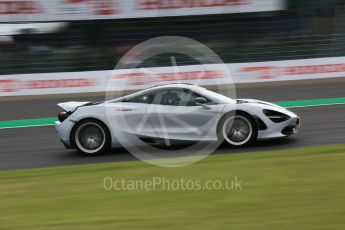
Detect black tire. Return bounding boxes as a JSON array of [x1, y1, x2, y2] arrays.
[[218, 112, 258, 147], [71, 119, 111, 156]]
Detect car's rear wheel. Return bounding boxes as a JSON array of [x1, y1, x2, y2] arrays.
[[72, 119, 110, 155], [219, 112, 257, 147]]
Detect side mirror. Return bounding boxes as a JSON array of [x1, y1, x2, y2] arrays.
[[195, 97, 211, 110], [195, 97, 207, 105]]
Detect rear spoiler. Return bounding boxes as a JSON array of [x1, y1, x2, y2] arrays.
[[57, 101, 91, 112]]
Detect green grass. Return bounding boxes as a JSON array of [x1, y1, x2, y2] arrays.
[[1, 145, 345, 230]]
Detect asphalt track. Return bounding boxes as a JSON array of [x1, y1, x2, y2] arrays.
[[1, 79, 345, 171]]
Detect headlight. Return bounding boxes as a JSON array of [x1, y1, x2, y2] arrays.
[[263, 109, 290, 123]]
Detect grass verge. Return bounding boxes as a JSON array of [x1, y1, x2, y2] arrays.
[[1, 145, 345, 230]]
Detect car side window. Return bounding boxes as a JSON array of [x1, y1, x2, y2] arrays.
[[152, 89, 206, 106], [126, 93, 153, 104]]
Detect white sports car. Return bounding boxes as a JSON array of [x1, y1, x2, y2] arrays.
[[55, 83, 300, 155]]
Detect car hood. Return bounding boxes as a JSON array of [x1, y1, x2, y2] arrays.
[[237, 98, 284, 109], [236, 98, 296, 116]]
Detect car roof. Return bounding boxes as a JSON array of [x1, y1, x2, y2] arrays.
[[148, 83, 203, 90]]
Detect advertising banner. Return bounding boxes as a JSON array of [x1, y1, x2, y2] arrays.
[[1, 56, 345, 96], [0, 0, 284, 22]]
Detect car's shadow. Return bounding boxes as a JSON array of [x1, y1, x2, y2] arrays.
[[215, 137, 299, 155], [62, 137, 300, 163]]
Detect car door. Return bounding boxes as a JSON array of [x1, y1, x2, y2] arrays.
[[147, 88, 226, 141]]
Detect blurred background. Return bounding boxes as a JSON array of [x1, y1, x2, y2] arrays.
[[1, 0, 345, 75]]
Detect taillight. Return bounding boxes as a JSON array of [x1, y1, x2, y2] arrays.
[[58, 112, 70, 122]]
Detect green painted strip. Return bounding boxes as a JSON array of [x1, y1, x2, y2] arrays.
[[0, 117, 56, 129], [0, 97, 345, 129], [275, 97, 345, 108]]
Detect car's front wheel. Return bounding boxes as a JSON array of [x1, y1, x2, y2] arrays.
[[72, 119, 110, 155], [219, 112, 257, 147]]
